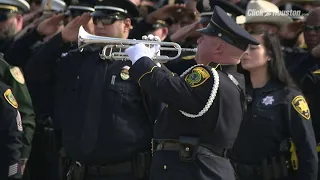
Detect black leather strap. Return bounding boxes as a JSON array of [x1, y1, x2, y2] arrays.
[[155, 141, 228, 158]]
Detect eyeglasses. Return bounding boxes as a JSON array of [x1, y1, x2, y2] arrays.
[[93, 15, 125, 25], [304, 25, 320, 32], [0, 11, 16, 22]]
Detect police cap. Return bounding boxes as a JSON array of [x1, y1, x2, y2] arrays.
[[197, 6, 259, 51], [0, 0, 30, 13], [43, 0, 67, 13], [66, 2, 94, 17], [91, 0, 140, 18]]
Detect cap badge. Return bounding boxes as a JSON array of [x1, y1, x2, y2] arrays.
[[120, 66, 130, 80]]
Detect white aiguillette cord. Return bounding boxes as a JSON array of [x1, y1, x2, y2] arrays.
[[179, 64, 220, 118]]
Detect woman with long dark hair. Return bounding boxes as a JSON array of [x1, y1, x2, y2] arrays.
[[229, 32, 318, 180]]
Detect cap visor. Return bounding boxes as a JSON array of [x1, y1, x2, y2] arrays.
[[196, 27, 213, 36], [91, 11, 106, 17]]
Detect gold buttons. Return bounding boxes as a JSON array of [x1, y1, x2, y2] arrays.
[[218, 33, 222, 37], [163, 165, 167, 169], [185, 147, 190, 151]]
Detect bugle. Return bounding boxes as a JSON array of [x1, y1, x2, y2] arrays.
[[78, 26, 197, 63]]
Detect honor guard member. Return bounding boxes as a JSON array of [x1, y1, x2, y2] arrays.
[[25, 0, 162, 180], [0, 81, 23, 180], [124, 6, 259, 180]]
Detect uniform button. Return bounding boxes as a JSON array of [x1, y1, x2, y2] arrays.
[[253, 115, 257, 118], [77, 76, 80, 79], [163, 165, 167, 169], [185, 147, 190, 151]]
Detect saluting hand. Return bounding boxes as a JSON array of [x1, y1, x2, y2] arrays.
[[146, 4, 186, 24], [36, 13, 65, 37], [61, 12, 91, 43]]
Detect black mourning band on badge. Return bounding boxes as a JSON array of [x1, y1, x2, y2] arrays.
[[208, 20, 247, 51]]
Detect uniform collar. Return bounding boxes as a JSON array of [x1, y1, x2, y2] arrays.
[[208, 62, 237, 72], [248, 80, 283, 94]]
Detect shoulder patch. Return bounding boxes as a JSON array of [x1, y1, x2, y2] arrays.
[[10, 67, 25, 84], [4, 89, 18, 109], [185, 66, 210, 88], [291, 95, 310, 120]]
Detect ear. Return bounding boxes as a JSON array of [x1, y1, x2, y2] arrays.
[[213, 42, 226, 54], [123, 18, 132, 33], [15, 14, 23, 32], [160, 27, 168, 41]]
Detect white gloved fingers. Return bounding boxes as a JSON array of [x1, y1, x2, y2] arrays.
[[142, 35, 148, 40], [154, 36, 161, 42], [147, 34, 154, 41]]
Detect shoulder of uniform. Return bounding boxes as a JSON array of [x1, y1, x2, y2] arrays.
[[285, 87, 311, 120], [0, 82, 18, 109], [182, 64, 218, 88], [9, 66, 25, 84]]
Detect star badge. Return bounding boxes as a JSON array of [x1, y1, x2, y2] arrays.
[[262, 96, 274, 105]]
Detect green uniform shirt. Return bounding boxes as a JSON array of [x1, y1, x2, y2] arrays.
[[0, 54, 36, 160]]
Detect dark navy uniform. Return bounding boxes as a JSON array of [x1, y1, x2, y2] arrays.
[[229, 81, 318, 180], [0, 81, 23, 180], [127, 6, 259, 180], [25, 1, 162, 180]]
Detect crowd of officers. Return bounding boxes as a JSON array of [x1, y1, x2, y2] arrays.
[[1, 0, 320, 179]]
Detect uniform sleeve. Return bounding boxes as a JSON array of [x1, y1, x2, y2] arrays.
[[3, 28, 44, 68], [0, 87, 23, 179], [286, 92, 318, 180], [3, 65, 36, 160], [129, 57, 219, 115]]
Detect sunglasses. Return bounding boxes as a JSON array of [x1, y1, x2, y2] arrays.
[[93, 15, 125, 25], [304, 25, 320, 32], [0, 11, 16, 22]]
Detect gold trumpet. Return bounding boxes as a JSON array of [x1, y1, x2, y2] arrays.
[[78, 26, 197, 63]]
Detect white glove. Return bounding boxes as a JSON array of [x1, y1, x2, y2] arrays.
[[125, 42, 160, 64], [142, 34, 161, 56], [142, 34, 161, 67]]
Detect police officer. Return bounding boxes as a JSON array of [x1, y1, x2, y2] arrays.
[[25, 0, 162, 180], [229, 31, 318, 180], [124, 6, 259, 180], [0, 81, 23, 180], [0, 53, 35, 177]]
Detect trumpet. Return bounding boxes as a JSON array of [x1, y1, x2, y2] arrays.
[[78, 26, 197, 63]]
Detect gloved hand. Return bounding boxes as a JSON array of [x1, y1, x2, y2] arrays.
[[142, 34, 161, 56], [125, 35, 160, 64], [141, 34, 162, 67]]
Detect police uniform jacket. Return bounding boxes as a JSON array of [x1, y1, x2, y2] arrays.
[[230, 80, 318, 180], [25, 32, 162, 164], [129, 56, 246, 179], [0, 81, 23, 179], [0, 53, 36, 161]]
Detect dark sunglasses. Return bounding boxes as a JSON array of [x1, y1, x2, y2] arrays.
[[304, 25, 320, 32], [93, 15, 125, 25], [0, 11, 16, 22]]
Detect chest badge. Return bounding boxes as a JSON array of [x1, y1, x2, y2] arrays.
[[262, 96, 274, 106], [120, 66, 130, 80]]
